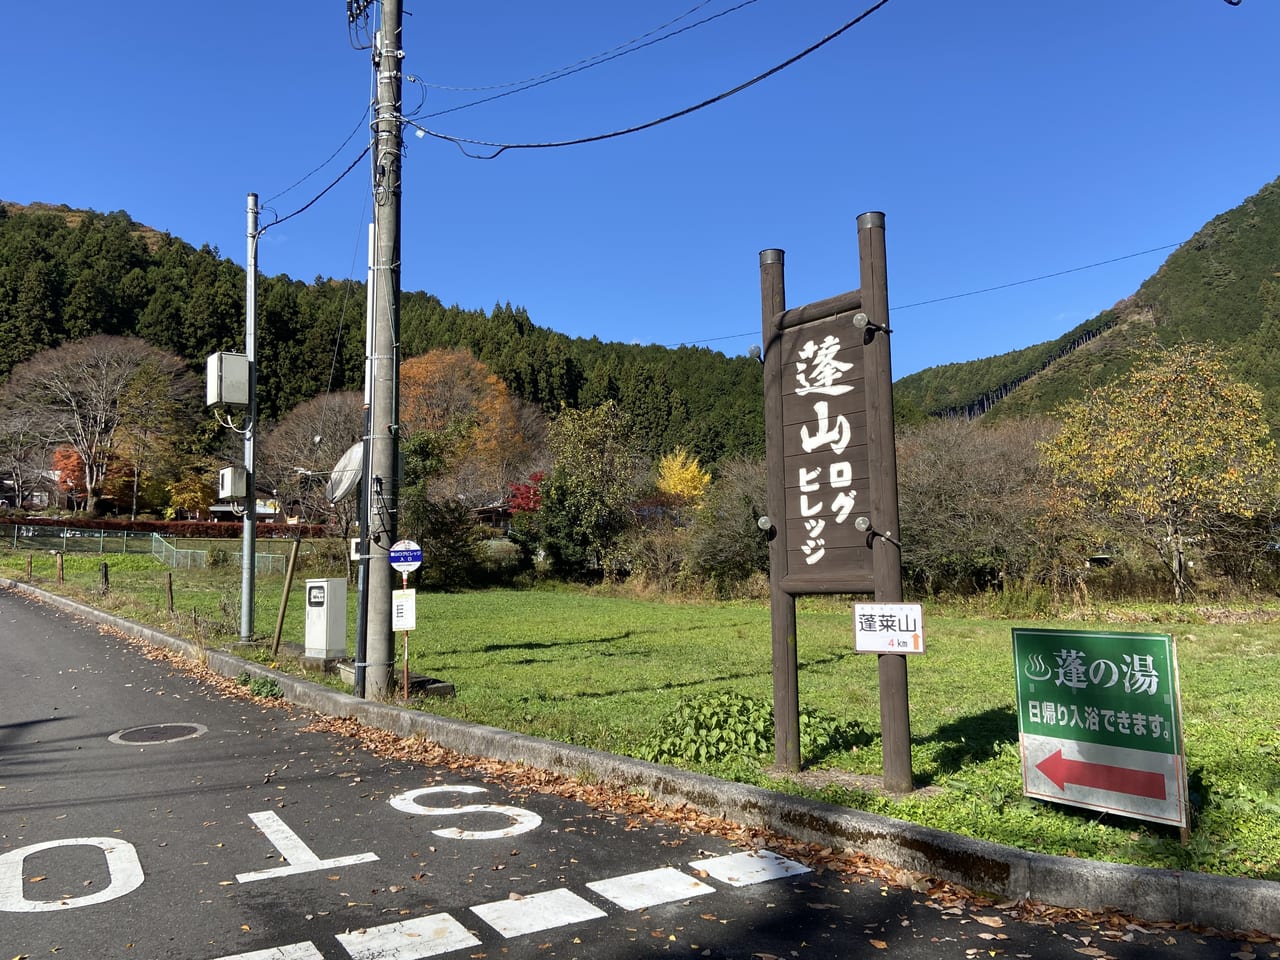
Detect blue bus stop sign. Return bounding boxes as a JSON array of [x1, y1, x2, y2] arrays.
[[388, 539, 422, 574]]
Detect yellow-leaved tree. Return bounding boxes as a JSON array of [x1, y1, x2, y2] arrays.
[[165, 466, 216, 521], [656, 448, 711, 506], [1039, 343, 1280, 602]]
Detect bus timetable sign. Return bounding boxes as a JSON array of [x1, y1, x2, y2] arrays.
[[1012, 628, 1187, 827]]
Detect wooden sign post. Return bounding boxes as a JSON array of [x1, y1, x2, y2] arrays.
[[759, 212, 911, 791]]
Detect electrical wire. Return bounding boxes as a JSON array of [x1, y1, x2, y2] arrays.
[[662, 241, 1185, 350], [259, 144, 372, 234], [263, 110, 371, 205], [419, 0, 724, 93], [417, 0, 763, 120], [892, 242, 1182, 311], [407, 0, 893, 159]]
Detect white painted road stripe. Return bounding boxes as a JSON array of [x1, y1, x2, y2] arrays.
[[689, 850, 812, 886], [201, 847, 802, 958], [586, 866, 716, 911], [471, 887, 608, 938], [209, 943, 325, 960], [237, 810, 379, 883], [335, 913, 482, 959]]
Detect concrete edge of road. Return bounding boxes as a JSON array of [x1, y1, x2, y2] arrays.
[[6, 577, 1277, 937]]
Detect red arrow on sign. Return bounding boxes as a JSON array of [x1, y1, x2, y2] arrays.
[[1036, 749, 1166, 801]]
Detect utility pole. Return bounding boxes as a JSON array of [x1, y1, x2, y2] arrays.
[[363, 0, 404, 698], [241, 193, 259, 644]]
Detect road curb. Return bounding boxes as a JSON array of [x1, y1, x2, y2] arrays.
[[5, 577, 1276, 936]]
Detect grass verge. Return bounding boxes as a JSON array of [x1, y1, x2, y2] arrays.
[[4, 546, 1278, 881]]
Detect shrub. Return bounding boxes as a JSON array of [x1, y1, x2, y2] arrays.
[[686, 457, 768, 597], [641, 691, 870, 767], [235, 671, 283, 698]]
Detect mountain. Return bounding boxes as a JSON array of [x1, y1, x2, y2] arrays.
[[892, 174, 1280, 428], [0, 201, 763, 467]]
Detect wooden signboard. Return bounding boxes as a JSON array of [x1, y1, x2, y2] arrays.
[[759, 212, 911, 790]]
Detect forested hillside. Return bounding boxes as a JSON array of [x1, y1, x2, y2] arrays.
[[0, 201, 762, 465], [893, 174, 1280, 427], [8, 169, 1280, 462]]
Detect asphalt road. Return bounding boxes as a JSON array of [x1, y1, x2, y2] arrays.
[[0, 586, 1269, 960]]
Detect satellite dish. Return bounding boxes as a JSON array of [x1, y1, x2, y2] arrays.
[[326, 442, 364, 503]]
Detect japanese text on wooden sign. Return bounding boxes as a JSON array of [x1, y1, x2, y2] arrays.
[[779, 317, 872, 588]]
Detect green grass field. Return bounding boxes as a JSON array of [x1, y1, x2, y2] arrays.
[[4, 546, 1279, 881]]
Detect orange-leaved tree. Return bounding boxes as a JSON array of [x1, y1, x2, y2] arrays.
[[399, 348, 543, 505]]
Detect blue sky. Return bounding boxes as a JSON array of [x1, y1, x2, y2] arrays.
[[2, 0, 1276, 378]]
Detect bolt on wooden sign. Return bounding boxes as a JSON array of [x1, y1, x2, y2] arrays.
[[1012, 627, 1188, 827]]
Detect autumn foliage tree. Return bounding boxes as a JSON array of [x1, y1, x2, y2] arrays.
[[399, 348, 544, 505], [50, 446, 87, 509], [166, 464, 217, 520], [7, 335, 198, 514], [1039, 344, 1280, 602], [655, 448, 710, 507]]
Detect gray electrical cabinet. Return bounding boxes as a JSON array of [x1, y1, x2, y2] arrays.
[[304, 578, 347, 659], [207, 352, 250, 407]]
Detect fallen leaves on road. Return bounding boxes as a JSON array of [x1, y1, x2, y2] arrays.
[[93, 618, 1280, 952]]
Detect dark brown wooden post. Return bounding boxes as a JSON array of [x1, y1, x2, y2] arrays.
[[272, 536, 303, 658], [166, 571, 175, 614], [56, 551, 64, 585], [760, 248, 801, 771], [858, 211, 913, 792], [99, 561, 109, 595]]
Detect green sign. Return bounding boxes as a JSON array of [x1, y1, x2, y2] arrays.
[[1012, 628, 1187, 827]]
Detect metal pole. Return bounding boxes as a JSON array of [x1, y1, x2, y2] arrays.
[[858, 211, 912, 793], [760, 248, 801, 771], [240, 193, 259, 644], [354, 223, 375, 699], [363, 1, 404, 698]]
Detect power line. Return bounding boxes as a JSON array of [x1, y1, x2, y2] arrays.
[[893, 242, 1182, 310], [416, 0, 764, 120], [259, 145, 371, 233], [419, 0, 726, 93], [662, 241, 1184, 350], [407, 0, 893, 159], [263, 111, 371, 205]]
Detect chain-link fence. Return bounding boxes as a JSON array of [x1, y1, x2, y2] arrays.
[[2, 522, 301, 577], [0, 522, 153, 555]]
